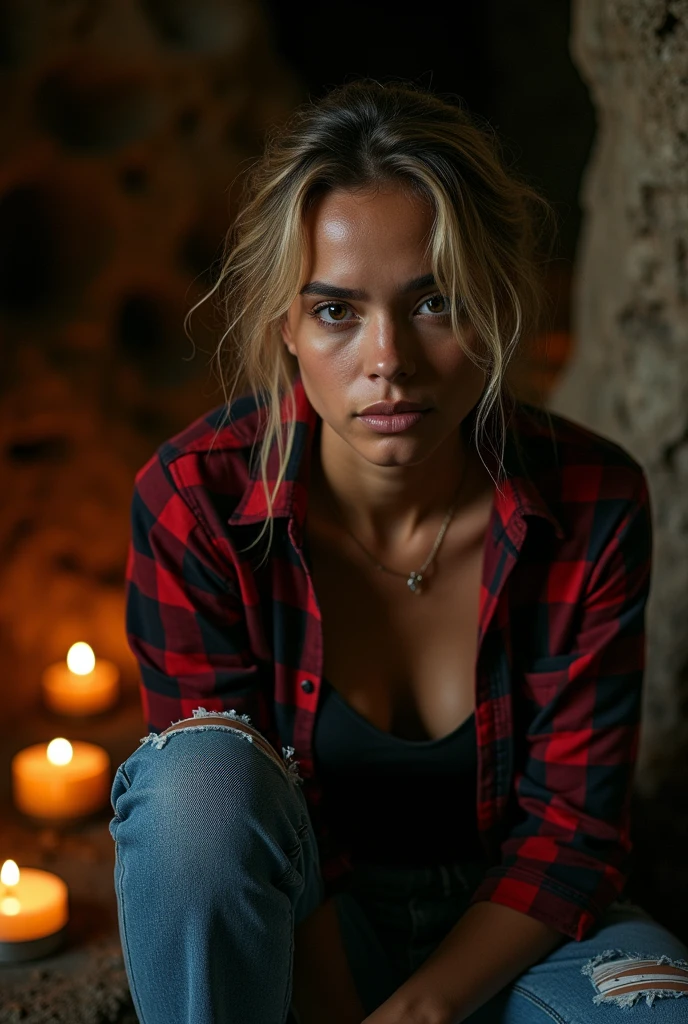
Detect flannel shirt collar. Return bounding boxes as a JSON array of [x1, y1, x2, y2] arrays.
[[228, 369, 564, 541]]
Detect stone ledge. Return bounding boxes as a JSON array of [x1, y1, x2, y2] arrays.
[[0, 809, 136, 1023], [1, 935, 136, 1024]]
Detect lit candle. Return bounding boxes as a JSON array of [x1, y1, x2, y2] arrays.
[[42, 642, 120, 716], [12, 738, 111, 820], [0, 859, 68, 962]]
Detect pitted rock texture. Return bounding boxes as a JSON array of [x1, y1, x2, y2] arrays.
[[0, 940, 137, 1024], [549, 0, 688, 790], [0, 0, 301, 730]]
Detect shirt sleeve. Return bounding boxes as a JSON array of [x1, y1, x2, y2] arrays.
[[125, 451, 269, 736], [468, 470, 653, 941]]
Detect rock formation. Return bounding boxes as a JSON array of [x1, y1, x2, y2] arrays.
[[549, 0, 688, 791]]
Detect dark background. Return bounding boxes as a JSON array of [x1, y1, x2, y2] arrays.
[[262, 0, 595, 265]]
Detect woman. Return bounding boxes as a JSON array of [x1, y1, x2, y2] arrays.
[[109, 81, 688, 1023]]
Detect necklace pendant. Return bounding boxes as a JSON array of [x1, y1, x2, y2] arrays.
[[407, 571, 423, 594]]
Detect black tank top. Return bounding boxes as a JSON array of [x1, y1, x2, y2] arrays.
[[312, 676, 485, 867]]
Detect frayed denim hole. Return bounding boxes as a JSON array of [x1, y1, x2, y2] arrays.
[[582, 950, 688, 1009], [136, 712, 304, 785]]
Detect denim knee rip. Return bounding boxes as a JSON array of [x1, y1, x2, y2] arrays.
[[137, 707, 303, 785], [581, 948, 688, 1008]]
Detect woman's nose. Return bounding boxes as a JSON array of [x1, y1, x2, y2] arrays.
[[363, 313, 416, 379]]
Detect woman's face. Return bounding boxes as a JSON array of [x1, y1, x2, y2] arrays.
[[281, 183, 487, 468]]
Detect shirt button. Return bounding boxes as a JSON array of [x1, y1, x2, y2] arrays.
[[300, 679, 315, 694]]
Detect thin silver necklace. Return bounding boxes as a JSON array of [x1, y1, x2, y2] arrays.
[[330, 451, 471, 596]]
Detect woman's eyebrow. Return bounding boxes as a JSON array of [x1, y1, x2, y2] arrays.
[[299, 273, 436, 300]]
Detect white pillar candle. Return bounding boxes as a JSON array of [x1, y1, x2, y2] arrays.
[[0, 860, 69, 962], [12, 738, 111, 820], [42, 642, 119, 716]]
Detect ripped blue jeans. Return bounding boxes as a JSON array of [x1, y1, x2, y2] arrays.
[[109, 709, 688, 1023]]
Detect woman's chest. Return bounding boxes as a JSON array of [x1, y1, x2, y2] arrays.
[[304, 513, 490, 742]]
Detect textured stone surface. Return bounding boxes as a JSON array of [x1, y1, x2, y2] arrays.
[[549, 0, 688, 791], [1, 937, 137, 1024]]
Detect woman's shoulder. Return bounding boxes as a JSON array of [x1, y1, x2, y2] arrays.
[[512, 399, 648, 489], [509, 400, 651, 545], [131, 391, 270, 529], [158, 391, 267, 464], [513, 399, 644, 472]]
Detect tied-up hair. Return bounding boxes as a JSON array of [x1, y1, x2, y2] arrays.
[[187, 79, 556, 567]]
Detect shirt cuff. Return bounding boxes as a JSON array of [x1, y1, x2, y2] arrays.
[[467, 866, 605, 941]]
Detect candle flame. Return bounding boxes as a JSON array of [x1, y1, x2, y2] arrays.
[[1, 860, 19, 886], [47, 737, 74, 765], [66, 642, 96, 675]]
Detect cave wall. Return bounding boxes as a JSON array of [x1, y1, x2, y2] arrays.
[[0, 0, 300, 728], [549, 0, 688, 789]]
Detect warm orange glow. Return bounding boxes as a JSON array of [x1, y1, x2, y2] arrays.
[[43, 644, 119, 715], [1, 860, 19, 887], [66, 642, 96, 675], [12, 740, 110, 819], [0, 866, 69, 940], [46, 738, 73, 766]]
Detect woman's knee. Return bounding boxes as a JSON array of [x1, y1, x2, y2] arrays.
[[578, 909, 688, 1015], [500, 906, 688, 1023], [158, 712, 288, 774], [110, 717, 298, 856]]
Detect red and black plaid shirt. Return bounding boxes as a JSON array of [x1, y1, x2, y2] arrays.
[[126, 369, 652, 942]]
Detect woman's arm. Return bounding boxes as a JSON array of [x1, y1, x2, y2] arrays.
[[126, 452, 268, 735], [362, 901, 564, 1024], [288, 899, 560, 1024], [292, 898, 368, 1024]]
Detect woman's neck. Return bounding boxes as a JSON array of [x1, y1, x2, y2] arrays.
[[308, 418, 482, 555]]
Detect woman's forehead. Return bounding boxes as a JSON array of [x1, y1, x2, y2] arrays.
[[303, 186, 434, 278]]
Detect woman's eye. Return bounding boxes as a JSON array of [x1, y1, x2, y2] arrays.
[[418, 294, 450, 315], [308, 294, 454, 327], [312, 302, 354, 323]]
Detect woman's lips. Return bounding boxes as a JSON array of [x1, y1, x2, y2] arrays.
[[357, 410, 429, 433]]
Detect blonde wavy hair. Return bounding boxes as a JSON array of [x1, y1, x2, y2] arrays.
[[188, 79, 556, 566]]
